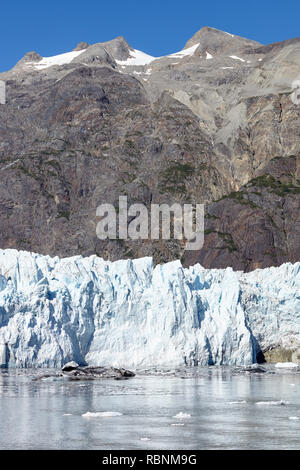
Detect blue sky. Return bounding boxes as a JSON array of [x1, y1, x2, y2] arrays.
[[1, 0, 299, 72]]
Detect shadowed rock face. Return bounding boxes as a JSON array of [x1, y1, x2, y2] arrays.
[[0, 27, 300, 270], [183, 156, 300, 271]]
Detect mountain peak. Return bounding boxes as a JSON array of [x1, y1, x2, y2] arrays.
[[184, 26, 261, 54], [73, 41, 90, 51], [15, 51, 43, 66]]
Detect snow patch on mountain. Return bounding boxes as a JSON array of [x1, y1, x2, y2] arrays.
[[167, 43, 200, 59], [116, 43, 200, 67], [229, 55, 245, 62], [27, 50, 86, 70], [116, 49, 156, 66]]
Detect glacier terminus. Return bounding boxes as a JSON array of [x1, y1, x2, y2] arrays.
[[0, 249, 299, 368]]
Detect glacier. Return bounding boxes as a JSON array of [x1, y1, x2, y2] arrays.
[[0, 249, 299, 368]]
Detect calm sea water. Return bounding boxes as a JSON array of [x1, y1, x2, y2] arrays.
[[0, 366, 300, 450]]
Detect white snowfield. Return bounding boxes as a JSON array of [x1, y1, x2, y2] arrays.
[[0, 249, 299, 368], [116, 49, 156, 66], [31, 50, 86, 70], [167, 43, 200, 59], [26, 43, 201, 70], [116, 44, 200, 66]]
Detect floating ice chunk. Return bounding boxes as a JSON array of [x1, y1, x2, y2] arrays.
[[82, 411, 123, 418], [206, 52, 213, 59], [229, 400, 247, 404], [140, 437, 150, 441], [171, 423, 185, 426], [173, 412, 191, 419], [275, 362, 299, 369], [289, 416, 299, 420], [255, 401, 288, 406]]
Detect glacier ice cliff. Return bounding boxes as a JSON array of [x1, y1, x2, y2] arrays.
[[0, 249, 299, 368]]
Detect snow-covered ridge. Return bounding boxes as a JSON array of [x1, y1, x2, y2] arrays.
[[0, 249, 299, 368], [20, 37, 254, 72], [116, 49, 156, 66], [23, 43, 202, 71], [116, 44, 201, 66], [28, 50, 86, 70]]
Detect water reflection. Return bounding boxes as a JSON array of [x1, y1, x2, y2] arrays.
[[0, 368, 299, 449]]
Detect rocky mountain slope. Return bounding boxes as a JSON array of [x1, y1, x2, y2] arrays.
[[0, 249, 299, 367], [0, 27, 300, 270]]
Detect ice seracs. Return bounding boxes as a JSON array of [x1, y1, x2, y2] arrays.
[[0, 249, 299, 368]]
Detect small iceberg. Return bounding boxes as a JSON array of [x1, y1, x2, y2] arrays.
[[173, 412, 191, 419], [229, 400, 247, 404], [275, 362, 299, 369], [255, 400, 288, 406], [82, 411, 123, 418]]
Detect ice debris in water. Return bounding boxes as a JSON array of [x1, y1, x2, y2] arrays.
[[275, 363, 299, 369], [255, 401, 288, 406], [82, 411, 123, 418], [173, 412, 191, 419]]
